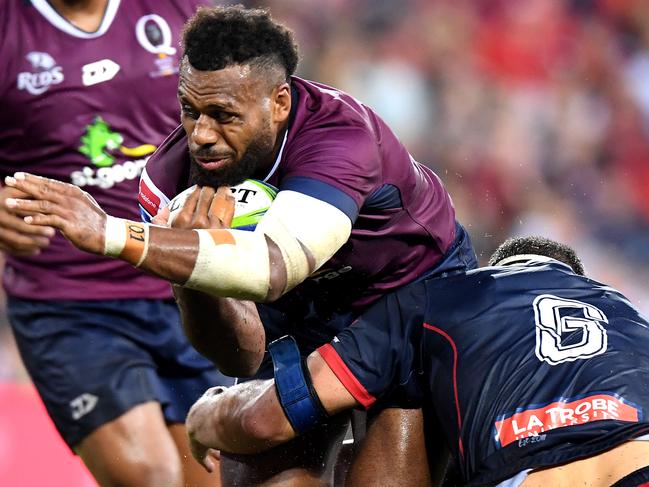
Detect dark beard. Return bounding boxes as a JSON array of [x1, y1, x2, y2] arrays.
[[189, 134, 275, 189]]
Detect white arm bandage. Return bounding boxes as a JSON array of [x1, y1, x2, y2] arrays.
[[185, 191, 352, 300], [257, 190, 352, 291], [185, 229, 271, 300]]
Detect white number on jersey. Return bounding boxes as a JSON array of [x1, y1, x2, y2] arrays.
[[533, 294, 608, 365]]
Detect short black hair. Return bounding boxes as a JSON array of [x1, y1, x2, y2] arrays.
[[182, 5, 299, 80], [488, 236, 585, 276]]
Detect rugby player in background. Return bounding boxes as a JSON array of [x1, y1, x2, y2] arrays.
[[185, 236, 649, 487], [0, 1, 231, 486], [5, 5, 478, 485]]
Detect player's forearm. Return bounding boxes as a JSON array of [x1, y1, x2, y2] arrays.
[[104, 218, 287, 300], [188, 380, 296, 455], [203, 348, 358, 455], [189, 348, 360, 458], [137, 224, 200, 282], [173, 286, 265, 377]]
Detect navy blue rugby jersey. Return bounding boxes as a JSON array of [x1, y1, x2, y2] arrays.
[[319, 259, 649, 486]]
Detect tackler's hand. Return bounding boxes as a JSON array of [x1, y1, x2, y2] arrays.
[[4, 172, 107, 255], [170, 186, 235, 230], [186, 386, 229, 472]]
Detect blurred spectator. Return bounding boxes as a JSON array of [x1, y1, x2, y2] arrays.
[[245, 0, 649, 313]]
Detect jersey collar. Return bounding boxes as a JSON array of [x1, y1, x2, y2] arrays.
[[261, 129, 287, 183], [31, 0, 121, 39], [494, 254, 558, 267], [261, 83, 297, 183]]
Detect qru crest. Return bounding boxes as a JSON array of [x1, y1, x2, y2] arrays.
[[135, 14, 178, 77]]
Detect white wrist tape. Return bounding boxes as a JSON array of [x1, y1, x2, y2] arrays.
[[104, 215, 150, 267], [185, 229, 271, 301]]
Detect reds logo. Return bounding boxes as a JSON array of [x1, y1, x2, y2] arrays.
[[17, 52, 64, 95]]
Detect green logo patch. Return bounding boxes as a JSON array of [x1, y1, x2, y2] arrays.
[[79, 116, 124, 167]]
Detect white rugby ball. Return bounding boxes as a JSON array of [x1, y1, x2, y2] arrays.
[[167, 179, 277, 231]]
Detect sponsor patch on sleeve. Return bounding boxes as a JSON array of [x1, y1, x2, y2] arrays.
[[138, 167, 170, 222], [138, 178, 161, 218], [494, 393, 641, 448]]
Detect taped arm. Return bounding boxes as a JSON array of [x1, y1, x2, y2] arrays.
[[104, 190, 351, 301], [3, 173, 351, 301]]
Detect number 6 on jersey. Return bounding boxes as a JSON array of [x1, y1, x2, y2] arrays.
[[534, 294, 608, 365]]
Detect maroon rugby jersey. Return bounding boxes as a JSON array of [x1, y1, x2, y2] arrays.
[[0, 0, 206, 300], [140, 77, 457, 312]]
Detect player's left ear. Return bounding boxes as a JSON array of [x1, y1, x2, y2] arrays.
[[271, 82, 291, 123]]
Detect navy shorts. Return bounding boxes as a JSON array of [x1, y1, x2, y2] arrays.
[[9, 297, 233, 449], [251, 222, 477, 383]]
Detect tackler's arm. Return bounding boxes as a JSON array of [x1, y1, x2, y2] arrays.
[[186, 336, 358, 463]]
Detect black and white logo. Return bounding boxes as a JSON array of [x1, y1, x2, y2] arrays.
[[82, 59, 121, 86], [70, 393, 98, 420]]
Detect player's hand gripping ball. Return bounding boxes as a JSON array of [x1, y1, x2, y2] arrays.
[[167, 179, 277, 230]]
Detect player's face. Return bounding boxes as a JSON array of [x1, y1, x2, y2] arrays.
[[178, 61, 291, 188]]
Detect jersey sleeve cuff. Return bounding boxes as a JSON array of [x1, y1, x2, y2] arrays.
[[280, 177, 359, 223], [317, 343, 376, 409]]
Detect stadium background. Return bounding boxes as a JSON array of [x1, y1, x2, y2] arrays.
[[2, 0, 649, 484]]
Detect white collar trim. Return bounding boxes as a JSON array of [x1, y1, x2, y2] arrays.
[[261, 129, 288, 183], [494, 254, 556, 267], [31, 0, 121, 39]]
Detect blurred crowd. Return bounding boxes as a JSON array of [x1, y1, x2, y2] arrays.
[[249, 0, 649, 306], [2, 0, 649, 380]]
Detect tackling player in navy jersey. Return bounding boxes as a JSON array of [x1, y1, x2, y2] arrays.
[[5, 5, 478, 485], [183, 236, 649, 487]]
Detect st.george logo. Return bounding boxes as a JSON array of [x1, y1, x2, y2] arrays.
[[73, 116, 157, 189], [78, 117, 124, 167], [534, 294, 608, 365], [17, 52, 64, 95]]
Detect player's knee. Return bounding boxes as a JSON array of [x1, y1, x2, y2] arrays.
[[120, 454, 183, 487], [85, 453, 183, 487], [79, 423, 185, 487]]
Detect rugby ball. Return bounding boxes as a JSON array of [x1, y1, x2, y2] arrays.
[[166, 179, 277, 231]]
